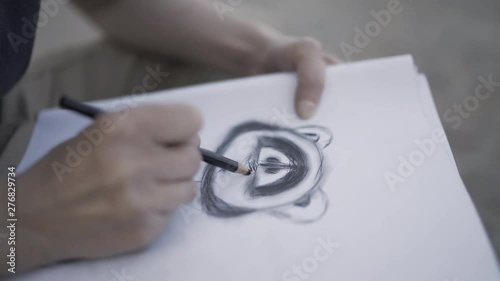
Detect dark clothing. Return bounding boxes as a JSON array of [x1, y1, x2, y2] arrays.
[[0, 0, 41, 96]]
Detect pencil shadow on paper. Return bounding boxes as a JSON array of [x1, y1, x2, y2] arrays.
[[200, 121, 332, 223]]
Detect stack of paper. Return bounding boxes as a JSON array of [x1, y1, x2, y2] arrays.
[[15, 56, 500, 281]]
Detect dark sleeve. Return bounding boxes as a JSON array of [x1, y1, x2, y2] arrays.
[[0, 0, 41, 97]]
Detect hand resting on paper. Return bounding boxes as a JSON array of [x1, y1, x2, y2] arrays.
[[75, 0, 340, 119], [2, 105, 202, 273], [255, 36, 341, 119]]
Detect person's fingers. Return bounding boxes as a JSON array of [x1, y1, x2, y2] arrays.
[[167, 134, 200, 148], [151, 145, 202, 181], [109, 104, 202, 145], [151, 181, 198, 211], [291, 38, 326, 119]]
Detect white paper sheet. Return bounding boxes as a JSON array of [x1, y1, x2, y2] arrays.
[[14, 56, 500, 281]]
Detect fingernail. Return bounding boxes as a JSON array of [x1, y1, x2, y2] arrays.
[[298, 100, 317, 119]]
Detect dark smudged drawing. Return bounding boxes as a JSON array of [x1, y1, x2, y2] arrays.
[[200, 121, 333, 223]]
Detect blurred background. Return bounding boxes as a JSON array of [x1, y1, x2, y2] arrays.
[[33, 0, 499, 259]]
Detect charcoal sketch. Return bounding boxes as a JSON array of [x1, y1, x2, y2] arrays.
[[200, 121, 332, 223]]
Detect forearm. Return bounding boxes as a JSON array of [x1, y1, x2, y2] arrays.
[[76, 0, 338, 120], [75, 0, 284, 74]]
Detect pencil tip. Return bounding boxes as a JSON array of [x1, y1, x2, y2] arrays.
[[236, 164, 252, 176]]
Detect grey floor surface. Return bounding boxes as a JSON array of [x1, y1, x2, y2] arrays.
[[32, 0, 499, 261]]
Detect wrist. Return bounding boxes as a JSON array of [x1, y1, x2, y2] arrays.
[[240, 24, 291, 75], [16, 173, 64, 272]]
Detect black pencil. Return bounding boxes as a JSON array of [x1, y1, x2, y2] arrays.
[[59, 96, 251, 176]]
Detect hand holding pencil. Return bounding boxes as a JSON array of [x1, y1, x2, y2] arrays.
[[13, 102, 208, 272], [60, 96, 251, 175]]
